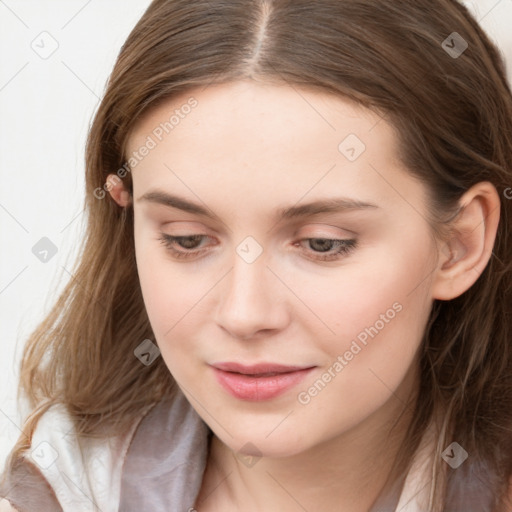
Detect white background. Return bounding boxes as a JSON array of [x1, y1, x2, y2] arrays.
[[1, 0, 511, 473]]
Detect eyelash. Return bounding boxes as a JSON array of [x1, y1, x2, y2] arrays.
[[156, 233, 358, 262]]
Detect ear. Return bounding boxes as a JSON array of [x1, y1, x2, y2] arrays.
[[431, 181, 500, 301], [106, 173, 132, 207]]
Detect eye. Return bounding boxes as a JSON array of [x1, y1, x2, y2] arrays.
[[157, 233, 358, 262], [157, 233, 213, 260], [294, 238, 357, 261]]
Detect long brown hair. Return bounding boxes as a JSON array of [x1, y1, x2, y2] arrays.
[[3, 0, 512, 509]]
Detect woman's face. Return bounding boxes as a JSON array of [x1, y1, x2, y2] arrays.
[[126, 80, 439, 457]]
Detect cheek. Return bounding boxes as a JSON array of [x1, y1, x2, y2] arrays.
[[304, 242, 433, 353], [135, 253, 206, 382], [297, 243, 433, 413], [135, 235, 202, 338], [134, 240, 228, 388], [296, 248, 432, 424]]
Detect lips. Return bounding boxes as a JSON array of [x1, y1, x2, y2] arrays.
[[210, 362, 315, 401]]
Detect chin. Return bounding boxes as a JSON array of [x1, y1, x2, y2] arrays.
[[219, 428, 313, 460]]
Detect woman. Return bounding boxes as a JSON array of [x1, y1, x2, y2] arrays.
[[1, 0, 512, 510]]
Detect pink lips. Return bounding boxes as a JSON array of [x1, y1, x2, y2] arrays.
[[211, 362, 315, 401]]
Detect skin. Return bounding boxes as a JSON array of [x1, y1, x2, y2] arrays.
[[107, 79, 500, 511]]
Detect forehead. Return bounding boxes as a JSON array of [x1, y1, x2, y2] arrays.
[[125, 80, 426, 219], [127, 80, 392, 157]]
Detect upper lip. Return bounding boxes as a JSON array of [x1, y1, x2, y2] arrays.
[[211, 362, 314, 375]]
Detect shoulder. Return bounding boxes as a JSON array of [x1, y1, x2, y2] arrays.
[[0, 499, 19, 512], [2, 402, 149, 512]]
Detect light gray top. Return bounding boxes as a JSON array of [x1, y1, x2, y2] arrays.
[[0, 388, 496, 511]]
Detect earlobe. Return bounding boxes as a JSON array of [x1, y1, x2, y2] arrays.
[[431, 182, 500, 301], [106, 173, 132, 207]]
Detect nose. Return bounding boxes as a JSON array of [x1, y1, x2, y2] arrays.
[[214, 250, 290, 340]]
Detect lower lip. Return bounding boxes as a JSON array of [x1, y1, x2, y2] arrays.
[[212, 367, 315, 401]]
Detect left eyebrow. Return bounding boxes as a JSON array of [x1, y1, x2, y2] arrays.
[[136, 189, 379, 222], [277, 197, 379, 220]]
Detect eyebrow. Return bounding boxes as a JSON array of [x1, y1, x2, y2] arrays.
[[136, 189, 379, 221]]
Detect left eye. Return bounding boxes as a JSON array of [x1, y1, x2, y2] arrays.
[[294, 237, 357, 261], [156, 233, 358, 262]]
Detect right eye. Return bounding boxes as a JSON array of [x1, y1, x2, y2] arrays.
[[157, 233, 214, 259]]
